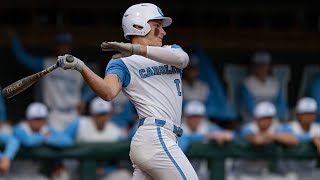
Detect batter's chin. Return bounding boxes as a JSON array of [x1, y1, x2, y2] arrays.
[[156, 41, 163, 47]]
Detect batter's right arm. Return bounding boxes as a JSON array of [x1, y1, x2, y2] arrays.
[[81, 66, 122, 101], [57, 55, 122, 101]]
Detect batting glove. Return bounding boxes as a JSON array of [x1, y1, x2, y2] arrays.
[[57, 54, 85, 72], [100, 41, 141, 59]]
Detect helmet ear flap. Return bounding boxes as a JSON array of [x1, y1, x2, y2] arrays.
[[123, 21, 151, 40], [133, 24, 144, 30]]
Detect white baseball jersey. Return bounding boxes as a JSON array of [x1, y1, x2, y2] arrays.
[[106, 45, 184, 125]]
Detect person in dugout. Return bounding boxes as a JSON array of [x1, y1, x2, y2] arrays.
[[11, 102, 73, 180]]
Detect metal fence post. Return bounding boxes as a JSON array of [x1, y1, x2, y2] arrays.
[[210, 158, 225, 180], [80, 159, 96, 180]]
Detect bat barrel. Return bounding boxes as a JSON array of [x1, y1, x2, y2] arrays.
[[2, 79, 28, 99], [1, 64, 58, 99]]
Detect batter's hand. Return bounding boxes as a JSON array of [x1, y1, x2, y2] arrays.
[[57, 54, 85, 72], [101, 41, 141, 59]]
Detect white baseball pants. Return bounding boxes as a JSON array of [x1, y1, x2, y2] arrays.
[[129, 120, 198, 180]]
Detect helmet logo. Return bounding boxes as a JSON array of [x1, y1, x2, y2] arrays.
[[157, 7, 164, 16]]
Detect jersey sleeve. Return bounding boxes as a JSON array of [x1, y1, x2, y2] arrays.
[[240, 83, 255, 116], [0, 132, 20, 160], [63, 117, 80, 139], [240, 125, 254, 139], [13, 125, 45, 147], [0, 91, 7, 120], [11, 34, 44, 72], [105, 58, 131, 87], [208, 124, 223, 133], [275, 124, 293, 133], [170, 44, 183, 49], [275, 87, 288, 119], [46, 128, 73, 148]]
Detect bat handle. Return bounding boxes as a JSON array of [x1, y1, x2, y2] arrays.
[[38, 64, 58, 78], [47, 64, 58, 72]]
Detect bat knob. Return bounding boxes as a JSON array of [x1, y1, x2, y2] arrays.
[[66, 55, 74, 63]]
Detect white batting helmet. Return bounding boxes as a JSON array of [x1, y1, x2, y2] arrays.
[[122, 3, 172, 40]]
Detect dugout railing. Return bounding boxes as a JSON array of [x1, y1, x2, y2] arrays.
[[13, 142, 320, 180]]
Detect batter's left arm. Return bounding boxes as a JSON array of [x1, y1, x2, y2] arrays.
[[143, 45, 189, 69], [101, 42, 189, 69]]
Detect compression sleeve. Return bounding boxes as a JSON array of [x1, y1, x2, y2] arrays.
[[146, 44, 189, 69]]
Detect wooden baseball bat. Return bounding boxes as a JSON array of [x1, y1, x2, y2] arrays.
[[2, 55, 75, 99]]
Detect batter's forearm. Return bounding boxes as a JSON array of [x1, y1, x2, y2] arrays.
[[142, 46, 189, 69], [80, 66, 121, 101]]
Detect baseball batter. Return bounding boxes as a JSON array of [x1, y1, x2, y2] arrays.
[[56, 3, 198, 180]]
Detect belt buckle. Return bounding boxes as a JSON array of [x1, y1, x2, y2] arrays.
[[174, 126, 183, 138], [175, 127, 179, 137]]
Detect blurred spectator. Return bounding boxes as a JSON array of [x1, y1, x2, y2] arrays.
[[179, 101, 234, 180], [229, 102, 296, 180], [277, 97, 320, 180], [0, 86, 7, 122], [9, 31, 95, 130], [240, 51, 288, 122], [11, 102, 73, 180], [182, 57, 209, 104], [188, 48, 236, 122], [308, 71, 320, 123], [110, 91, 135, 128], [0, 117, 19, 175], [64, 97, 131, 180]]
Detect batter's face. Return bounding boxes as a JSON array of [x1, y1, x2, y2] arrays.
[[28, 118, 46, 132], [144, 20, 166, 47]]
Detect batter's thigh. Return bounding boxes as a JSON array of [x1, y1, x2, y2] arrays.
[[149, 143, 199, 180], [132, 166, 154, 180], [136, 127, 198, 180]]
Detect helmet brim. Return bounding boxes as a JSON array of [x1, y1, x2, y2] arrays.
[[152, 16, 172, 27]]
